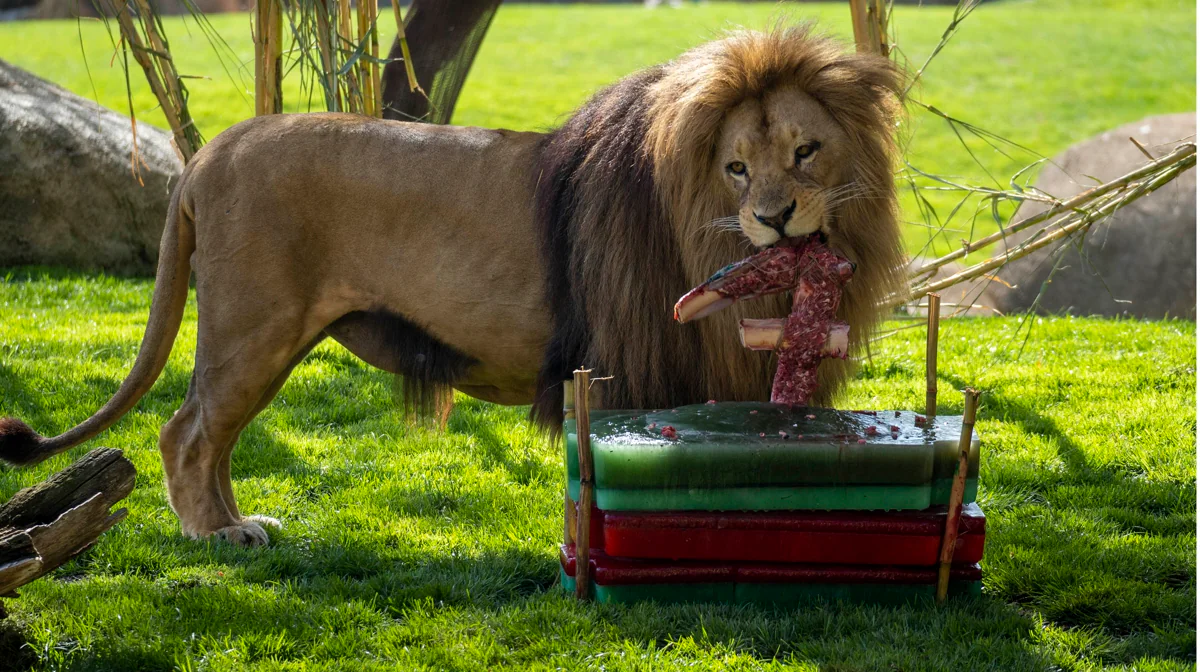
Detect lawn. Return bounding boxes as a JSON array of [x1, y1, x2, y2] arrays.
[[0, 269, 1194, 670], [0, 1, 1196, 670], [0, 0, 1195, 257]]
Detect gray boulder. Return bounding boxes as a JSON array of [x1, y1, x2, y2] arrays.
[[0, 59, 181, 275], [988, 113, 1196, 319]]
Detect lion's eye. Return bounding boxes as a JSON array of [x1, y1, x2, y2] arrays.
[[795, 142, 821, 163], [727, 161, 747, 176]]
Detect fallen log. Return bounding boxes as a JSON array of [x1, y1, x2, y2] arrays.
[[0, 448, 135, 603]]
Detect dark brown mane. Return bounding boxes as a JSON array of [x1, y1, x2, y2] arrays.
[[531, 65, 705, 429]]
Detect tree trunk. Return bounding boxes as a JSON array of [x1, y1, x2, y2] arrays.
[[380, 0, 503, 124]]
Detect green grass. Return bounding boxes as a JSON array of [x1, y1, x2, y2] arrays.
[[0, 0, 1194, 257], [0, 266, 1194, 670], [0, 2, 1195, 670]]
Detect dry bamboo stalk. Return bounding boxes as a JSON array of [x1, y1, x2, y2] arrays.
[[911, 143, 1196, 281], [925, 293, 940, 419], [936, 388, 980, 604], [368, 0, 382, 118], [335, 0, 362, 115], [847, 0, 874, 54], [867, 0, 889, 57], [572, 369, 594, 601], [314, 0, 341, 111], [254, 0, 283, 116], [562, 380, 575, 550], [355, 0, 374, 117], [390, 0, 423, 94], [908, 151, 1195, 302], [105, 0, 196, 162]]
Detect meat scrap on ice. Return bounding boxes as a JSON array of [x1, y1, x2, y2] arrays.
[[673, 234, 854, 406]]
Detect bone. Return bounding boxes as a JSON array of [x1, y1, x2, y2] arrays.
[[738, 319, 786, 350], [739, 319, 850, 358], [673, 289, 734, 323]]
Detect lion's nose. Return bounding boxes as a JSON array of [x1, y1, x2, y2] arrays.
[[754, 200, 797, 234]]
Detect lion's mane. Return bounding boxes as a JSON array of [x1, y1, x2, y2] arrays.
[[531, 25, 907, 428]]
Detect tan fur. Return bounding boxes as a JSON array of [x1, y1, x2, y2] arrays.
[[0, 25, 905, 546]]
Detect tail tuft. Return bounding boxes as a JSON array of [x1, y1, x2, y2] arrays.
[[0, 417, 46, 466]]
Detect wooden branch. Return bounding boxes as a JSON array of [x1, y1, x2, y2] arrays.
[[936, 389, 980, 604], [572, 369, 594, 601], [0, 448, 135, 601]]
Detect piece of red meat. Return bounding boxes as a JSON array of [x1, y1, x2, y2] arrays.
[[673, 234, 854, 406]]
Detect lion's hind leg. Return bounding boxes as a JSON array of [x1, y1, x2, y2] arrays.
[[160, 307, 328, 547]]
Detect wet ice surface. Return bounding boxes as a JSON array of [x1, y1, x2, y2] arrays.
[[585, 402, 965, 447]]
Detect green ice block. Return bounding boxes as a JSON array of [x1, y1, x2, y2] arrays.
[[567, 479, 978, 511], [564, 403, 979, 510], [558, 568, 982, 605]]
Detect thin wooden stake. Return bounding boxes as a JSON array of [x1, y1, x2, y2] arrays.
[[572, 369, 594, 601], [925, 293, 941, 419], [562, 380, 575, 550], [936, 388, 981, 604]]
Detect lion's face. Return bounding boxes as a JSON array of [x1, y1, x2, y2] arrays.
[[715, 85, 852, 248]]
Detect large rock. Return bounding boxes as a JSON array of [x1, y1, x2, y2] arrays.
[[987, 113, 1196, 319], [0, 59, 181, 275]]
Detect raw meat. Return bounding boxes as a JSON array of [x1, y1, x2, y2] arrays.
[[674, 234, 854, 405]]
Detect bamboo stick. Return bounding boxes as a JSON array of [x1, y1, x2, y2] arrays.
[[562, 380, 575, 550], [313, 0, 341, 111], [936, 388, 980, 604], [254, 0, 283, 116], [847, 0, 873, 54], [368, 0, 382, 118], [572, 369, 594, 601], [908, 151, 1196, 302], [910, 143, 1196, 282], [867, 0, 889, 57], [355, 0, 374, 117], [104, 0, 197, 162], [925, 293, 940, 419], [336, 0, 361, 115], [390, 0, 424, 95]]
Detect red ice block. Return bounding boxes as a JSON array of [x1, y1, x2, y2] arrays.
[[599, 504, 986, 566], [559, 545, 983, 586]]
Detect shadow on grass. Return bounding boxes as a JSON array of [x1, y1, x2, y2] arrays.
[[445, 397, 555, 486]]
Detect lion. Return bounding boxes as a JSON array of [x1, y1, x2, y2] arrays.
[[0, 24, 906, 546]]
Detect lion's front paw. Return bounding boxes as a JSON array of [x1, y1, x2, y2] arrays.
[[213, 516, 280, 547]]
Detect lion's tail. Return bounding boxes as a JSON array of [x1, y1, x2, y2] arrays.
[[0, 174, 196, 466]]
